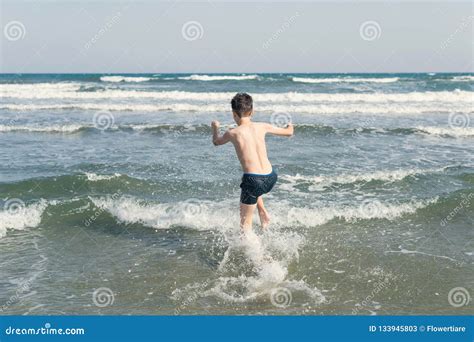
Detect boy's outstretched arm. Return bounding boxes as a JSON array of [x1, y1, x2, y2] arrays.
[[211, 120, 231, 146], [265, 122, 294, 137]]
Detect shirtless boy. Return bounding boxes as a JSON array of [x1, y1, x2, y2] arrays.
[[211, 93, 294, 232]]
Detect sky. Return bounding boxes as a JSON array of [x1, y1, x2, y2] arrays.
[[1, 0, 473, 73]]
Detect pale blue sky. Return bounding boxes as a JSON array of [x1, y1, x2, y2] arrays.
[[1, 1, 472, 73]]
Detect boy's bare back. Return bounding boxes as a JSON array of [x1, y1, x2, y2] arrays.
[[227, 122, 273, 174], [212, 121, 293, 174]]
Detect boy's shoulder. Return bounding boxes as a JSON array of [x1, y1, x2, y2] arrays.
[[253, 121, 271, 130]]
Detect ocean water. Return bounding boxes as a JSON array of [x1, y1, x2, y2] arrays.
[[0, 73, 472, 315]]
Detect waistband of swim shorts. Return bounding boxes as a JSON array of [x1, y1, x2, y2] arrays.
[[243, 168, 275, 177]]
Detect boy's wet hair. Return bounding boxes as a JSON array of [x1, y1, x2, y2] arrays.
[[231, 93, 253, 118]]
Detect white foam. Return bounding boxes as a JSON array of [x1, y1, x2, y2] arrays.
[[452, 75, 474, 82], [0, 124, 84, 133], [3, 86, 471, 104], [92, 194, 438, 231], [292, 77, 400, 83], [279, 168, 445, 191], [278, 197, 438, 227], [385, 248, 459, 262], [100, 76, 152, 83], [84, 173, 121, 181], [2, 102, 470, 115], [178, 74, 259, 81], [91, 196, 237, 230], [0, 200, 48, 238], [416, 126, 474, 137], [173, 228, 325, 307]]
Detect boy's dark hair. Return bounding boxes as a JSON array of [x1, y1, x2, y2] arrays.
[[231, 93, 253, 117]]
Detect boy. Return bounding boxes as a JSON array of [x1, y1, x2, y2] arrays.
[[211, 93, 294, 232]]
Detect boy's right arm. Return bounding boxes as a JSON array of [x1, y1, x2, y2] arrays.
[[211, 121, 232, 146], [265, 122, 294, 137]]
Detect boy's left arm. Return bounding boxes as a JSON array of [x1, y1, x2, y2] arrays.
[[211, 121, 231, 146]]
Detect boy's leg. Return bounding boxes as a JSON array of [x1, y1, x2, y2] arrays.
[[240, 203, 256, 232], [257, 196, 270, 229]]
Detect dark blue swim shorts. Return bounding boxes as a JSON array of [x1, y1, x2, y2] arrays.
[[240, 169, 278, 205]]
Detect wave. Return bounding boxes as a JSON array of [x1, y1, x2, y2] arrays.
[[0, 123, 212, 134], [0, 124, 86, 133], [2, 188, 471, 240], [3, 102, 471, 114], [0, 200, 49, 238], [291, 77, 400, 84], [279, 167, 447, 192], [2, 123, 472, 139], [84, 172, 122, 181], [91, 195, 439, 231], [3, 85, 472, 104], [295, 125, 474, 138], [451, 75, 474, 82], [100, 76, 153, 83], [177, 74, 259, 81], [416, 126, 474, 137]]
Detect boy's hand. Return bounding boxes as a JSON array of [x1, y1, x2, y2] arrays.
[[211, 121, 220, 129]]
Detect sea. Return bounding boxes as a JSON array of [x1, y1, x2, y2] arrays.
[[0, 73, 472, 315]]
